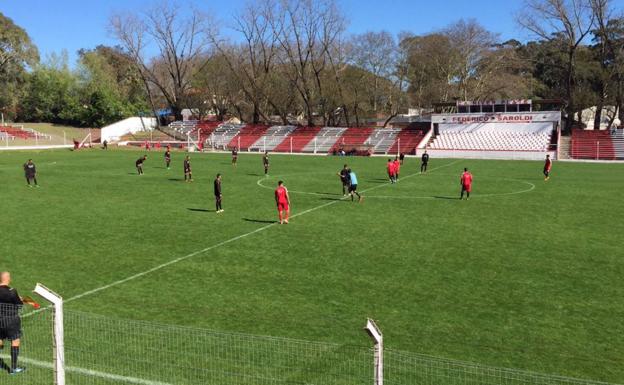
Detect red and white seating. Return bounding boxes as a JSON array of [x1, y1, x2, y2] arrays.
[[249, 125, 298, 152], [365, 128, 402, 154], [207, 123, 245, 149], [429, 122, 553, 151], [302, 127, 348, 153], [570, 129, 619, 160], [273, 126, 322, 153]]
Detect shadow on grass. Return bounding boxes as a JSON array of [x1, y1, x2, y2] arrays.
[[314, 191, 341, 196], [319, 197, 344, 201], [187, 208, 214, 213], [433, 196, 459, 200], [168, 178, 184, 181], [247, 173, 262, 176], [0, 357, 9, 373], [243, 218, 277, 224]]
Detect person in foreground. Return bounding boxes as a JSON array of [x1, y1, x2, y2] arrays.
[[348, 169, 363, 203], [0, 272, 25, 374], [23, 159, 38, 187], [338, 164, 350, 195], [136, 155, 147, 175], [543, 154, 552, 181], [184, 156, 193, 182], [421, 151, 429, 173], [164, 149, 171, 170], [214, 173, 224, 213], [263, 152, 270, 176], [460, 168, 473, 200], [275, 180, 290, 224]]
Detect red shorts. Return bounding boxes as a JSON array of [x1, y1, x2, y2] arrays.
[[277, 202, 289, 212], [462, 184, 472, 192]]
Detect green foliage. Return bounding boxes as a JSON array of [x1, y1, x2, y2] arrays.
[[0, 12, 39, 120], [17, 47, 149, 127]]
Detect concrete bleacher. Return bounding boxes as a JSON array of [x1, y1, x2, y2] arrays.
[[329, 127, 374, 153], [169, 120, 198, 135], [388, 125, 427, 155], [227, 125, 270, 150], [273, 126, 322, 153], [429, 122, 553, 151], [302, 127, 348, 153], [365, 128, 402, 154], [207, 123, 245, 149], [0, 125, 51, 140], [570, 129, 621, 160], [248, 125, 297, 152]]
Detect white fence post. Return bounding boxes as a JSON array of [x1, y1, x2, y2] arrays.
[[364, 319, 383, 385], [597, 141, 600, 160], [34, 283, 65, 385], [290, 136, 293, 153]]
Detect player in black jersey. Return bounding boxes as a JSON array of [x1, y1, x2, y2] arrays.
[[135, 155, 147, 175], [232, 147, 238, 167], [183, 156, 193, 182], [23, 159, 38, 187], [263, 152, 270, 176], [338, 164, 350, 196], [164, 150, 171, 169], [214, 174, 223, 213], [421, 151, 429, 173]]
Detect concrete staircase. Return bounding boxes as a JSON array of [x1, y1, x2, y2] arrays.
[[558, 135, 571, 159]]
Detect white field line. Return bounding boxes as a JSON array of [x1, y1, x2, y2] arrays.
[[0, 355, 173, 385], [24, 159, 460, 317]]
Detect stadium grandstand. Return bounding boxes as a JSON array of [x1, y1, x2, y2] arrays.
[[570, 128, 624, 160], [0, 125, 51, 141], [424, 99, 561, 160]]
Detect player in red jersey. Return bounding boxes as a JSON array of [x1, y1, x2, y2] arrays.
[[386, 159, 396, 183], [393, 157, 401, 181], [460, 168, 473, 200], [275, 180, 290, 224], [543, 154, 552, 181]]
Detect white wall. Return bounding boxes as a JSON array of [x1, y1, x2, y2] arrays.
[[101, 117, 158, 142], [426, 149, 556, 161]]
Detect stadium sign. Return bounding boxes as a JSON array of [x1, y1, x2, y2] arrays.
[[432, 111, 561, 124]]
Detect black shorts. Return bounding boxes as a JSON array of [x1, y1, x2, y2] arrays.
[[185, 168, 191, 174], [543, 170, 550, 176], [0, 317, 22, 340], [25, 174, 35, 180], [349, 184, 357, 192]]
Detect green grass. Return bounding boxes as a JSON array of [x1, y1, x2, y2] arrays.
[[1, 149, 623, 383]]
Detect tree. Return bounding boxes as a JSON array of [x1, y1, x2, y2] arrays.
[[269, 0, 347, 126], [110, 2, 213, 121], [77, 46, 149, 127], [591, 0, 624, 127], [350, 31, 397, 113], [0, 12, 39, 120], [19, 53, 82, 125], [518, 0, 596, 130]]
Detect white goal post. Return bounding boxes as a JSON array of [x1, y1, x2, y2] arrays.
[[33, 283, 65, 385]]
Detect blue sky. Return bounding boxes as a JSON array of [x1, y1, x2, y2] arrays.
[[1, 0, 535, 65]]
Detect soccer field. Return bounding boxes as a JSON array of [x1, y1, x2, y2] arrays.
[[1, 149, 623, 383]]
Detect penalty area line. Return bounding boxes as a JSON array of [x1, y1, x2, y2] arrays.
[[24, 159, 460, 316], [0, 355, 173, 385]]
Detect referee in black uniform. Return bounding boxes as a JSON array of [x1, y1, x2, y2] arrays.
[[214, 174, 223, 213], [0, 272, 25, 374]]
